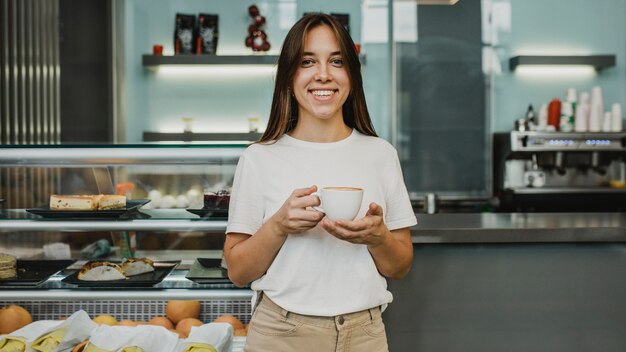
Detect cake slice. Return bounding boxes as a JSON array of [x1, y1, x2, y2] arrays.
[[50, 195, 102, 210], [121, 257, 155, 276], [98, 195, 126, 210], [0, 253, 17, 279]]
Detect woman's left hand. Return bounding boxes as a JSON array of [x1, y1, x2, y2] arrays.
[[319, 202, 390, 247]]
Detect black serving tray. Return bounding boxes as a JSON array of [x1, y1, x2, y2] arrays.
[[61, 260, 179, 288], [0, 259, 76, 287], [185, 259, 231, 284], [26, 199, 150, 219], [197, 257, 223, 268], [186, 208, 228, 219]]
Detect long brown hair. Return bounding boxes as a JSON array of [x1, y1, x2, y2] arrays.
[[258, 13, 377, 143]]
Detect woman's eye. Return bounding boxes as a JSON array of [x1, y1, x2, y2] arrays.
[[331, 58, 343, 66], [301, 59, 314, 66]]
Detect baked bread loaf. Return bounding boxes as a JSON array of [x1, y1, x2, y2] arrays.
[[49, 194, 126, 210], [0, 253, 17, 279], [121, 258, 155, 276], [77, 262, 126, 281]]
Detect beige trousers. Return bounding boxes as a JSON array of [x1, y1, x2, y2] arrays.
[[244, 293, 389, 352]]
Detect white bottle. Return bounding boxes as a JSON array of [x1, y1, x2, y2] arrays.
[[580, 91, 591, 105], [603, 111, 613, 132], [589, 88, 604, 132], [591, 86, 604, 111], [566, 88, 578, 104], [612, 103, 623, 132], [574, 101, 589, 132]]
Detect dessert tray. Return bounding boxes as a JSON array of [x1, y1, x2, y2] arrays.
[[26, 199, 150, 219], [185, 258, 231, 284], [186, 208, 228, 219], [0, 259, 76, 287], [62, 260, 179, 288]]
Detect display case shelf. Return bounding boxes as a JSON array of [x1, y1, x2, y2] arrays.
[[143, 132, 263, 142], [0, 144, 245, 166]]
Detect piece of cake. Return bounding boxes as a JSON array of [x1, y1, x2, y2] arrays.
[[203, 191, 230, 210], [0, 253, 17, 279], [98, 195, 126, 210], [77, 261, 126, 281], [50, 195, 102, 210], [121, 258, 155, 276]]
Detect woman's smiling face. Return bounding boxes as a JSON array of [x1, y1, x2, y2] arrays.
[[292, 24, 351, 124]]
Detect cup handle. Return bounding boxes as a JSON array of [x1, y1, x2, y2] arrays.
[[311, 191, 324, 213]]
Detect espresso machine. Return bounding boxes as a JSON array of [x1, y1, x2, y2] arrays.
[[493, 131, 626, 212]]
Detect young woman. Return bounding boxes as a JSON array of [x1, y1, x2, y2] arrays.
[[224, 13, 416, 352]]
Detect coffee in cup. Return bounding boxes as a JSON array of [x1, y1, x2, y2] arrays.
[[314, 187, 363, 221]]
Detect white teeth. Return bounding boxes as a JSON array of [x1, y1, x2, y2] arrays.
[[311, 90, 334, 96]]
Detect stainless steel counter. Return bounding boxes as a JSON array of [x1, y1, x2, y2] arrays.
[[4, 208, 626, 243], [412, 212, 626, 243]]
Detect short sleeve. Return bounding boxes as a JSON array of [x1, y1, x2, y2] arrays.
[[382, 147, 417, 230], [226, 152, 264, 235]]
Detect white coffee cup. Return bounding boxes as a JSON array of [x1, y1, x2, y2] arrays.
[[313, 187, 364, 221]]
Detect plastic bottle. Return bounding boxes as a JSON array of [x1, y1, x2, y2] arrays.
[[603, 111, 613, 132], [565, 88, 577, 129], [574, 101, 589, 132], [547, 99, 561, 130], [611, 103, 623, 132], [589, 86, 604, 132], [560, 102, 574, 132]]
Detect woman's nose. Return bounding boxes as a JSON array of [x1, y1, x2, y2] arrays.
[[315, 65, 331, 82]]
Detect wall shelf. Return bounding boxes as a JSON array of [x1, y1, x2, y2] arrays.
[[509, 55, 616, 71], [142, 54, 279, 66], [142, 54, 367, 67]]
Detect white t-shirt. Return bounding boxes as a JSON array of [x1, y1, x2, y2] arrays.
[[226, 129, 417, 316]]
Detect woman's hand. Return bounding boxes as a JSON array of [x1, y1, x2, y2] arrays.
[[270, 185, 325, 237], [319, 202, 390, 246], [320, 202, 414, 279], [225, 185, 325, 287]]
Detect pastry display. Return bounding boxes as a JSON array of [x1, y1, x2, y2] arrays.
[[0, 253, 17, 279], [77, 262, 126, 281], [49, 195, 126, 211], [121, 258, 155, 277]]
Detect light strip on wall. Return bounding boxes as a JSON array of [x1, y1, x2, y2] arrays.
[[514, 65, 596, 79], [155, 65, 277, 78]]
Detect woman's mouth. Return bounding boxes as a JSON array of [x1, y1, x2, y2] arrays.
[[309, 89, 337, 97]]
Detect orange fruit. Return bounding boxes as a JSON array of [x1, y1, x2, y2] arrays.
[[148, 316, 174, 329], [0, 305, 32, 334], [175, 317, 203, 337], [165, 300, 200, 324], [213, 314, 244, 330]]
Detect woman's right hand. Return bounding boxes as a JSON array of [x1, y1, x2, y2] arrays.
[[270, 185, 325, 236]]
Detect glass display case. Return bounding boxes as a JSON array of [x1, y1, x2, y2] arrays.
[[0, 144, 252, 332]]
